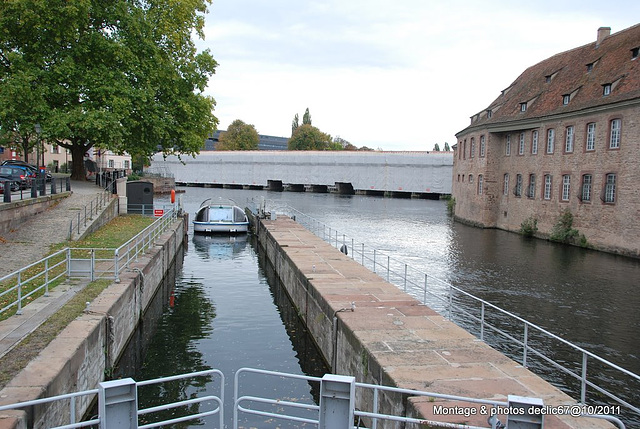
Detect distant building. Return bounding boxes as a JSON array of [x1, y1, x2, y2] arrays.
[[453, 24, 640, 257], [204, 130, 289, 151]]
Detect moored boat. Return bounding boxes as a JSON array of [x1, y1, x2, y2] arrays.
[[193, 199, 249, 234]]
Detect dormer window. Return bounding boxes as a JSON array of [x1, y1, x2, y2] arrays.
[[586, 63, 594, 72], [520, 102, 527, 112], [603, 84, 612, 96], [487, 109, 492, 118], [545, 75, 552, 83], [562, 94, 571, 105], [632, 47, 639, 60]]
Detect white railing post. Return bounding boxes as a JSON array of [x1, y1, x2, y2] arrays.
[[423, 274, 427, 304], [114, 249, 120, 283], [45, 259, 50, 296], [351, 238, 354, 259], [67, 248, 71, 277], [581, 353, 588, 404], [403, 264, 407, 292], [91, 249, 95, 282], [386, 256, 390, 282], [319, 374, 355, 429], [99, 378, 138, 429], [523, 323, 529, 368], [373, 249, 376, 273], [480, 302, 485, 341], [17, 271, 22, 315], [361, 243, 364, 266]]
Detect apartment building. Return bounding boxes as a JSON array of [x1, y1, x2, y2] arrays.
[[452, 24, 640, 257]]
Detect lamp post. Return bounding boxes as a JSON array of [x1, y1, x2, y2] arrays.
[[34, 123, 41, 168]]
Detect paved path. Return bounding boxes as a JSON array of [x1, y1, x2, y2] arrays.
[[0, 179, 109, 276], [0, 179, 110, 361]]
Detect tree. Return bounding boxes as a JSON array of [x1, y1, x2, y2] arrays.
[[302, 108, 312, 125], [0, 0, 218, 180], [433, 143, 441, 151], [291, 113, 299, 136], [444, 142, 450, 151], [216, 119, 259, 150], [288, 124, 331, 150]]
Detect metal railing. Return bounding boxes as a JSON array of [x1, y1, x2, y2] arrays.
[[0, 367, 624, 429], [0, 209, 178, 319], [0, 369, 223, 429], [68, 189, 114, 240], [274, 204, 640, 423], [0, 248, 68, 316]]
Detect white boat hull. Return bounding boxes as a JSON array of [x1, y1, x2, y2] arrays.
[[193, 221, 249, 234]]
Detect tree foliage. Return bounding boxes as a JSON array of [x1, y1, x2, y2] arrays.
[[0, 0, 218, 179], [444, 142, 450, 151], [302, 108, 312, 125], [433, 143, 440, 151], [288, 124, 332, 150], [291, 113, 299, 136], [217, 119, 259, 150]]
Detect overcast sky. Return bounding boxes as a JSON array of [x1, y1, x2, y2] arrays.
[[196, 1, 640, 151]]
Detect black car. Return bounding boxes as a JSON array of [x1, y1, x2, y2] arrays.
[[1, 160, 52, 182], [0, 165, 31, 190]]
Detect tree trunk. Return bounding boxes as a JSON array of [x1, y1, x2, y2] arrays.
[[70, 143, 88, 180]]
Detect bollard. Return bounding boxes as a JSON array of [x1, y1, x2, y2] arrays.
[[3, 181, 11, 202], [66, 177, 71, 191], [50, 177, 57, 194], [39, 177, 46, 196], [31, 181, 38, 198]]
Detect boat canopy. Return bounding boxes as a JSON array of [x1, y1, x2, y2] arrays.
[[195, 205, 247, 223]]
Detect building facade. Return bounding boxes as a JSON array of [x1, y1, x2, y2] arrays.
[[453, 25, 640, 257]]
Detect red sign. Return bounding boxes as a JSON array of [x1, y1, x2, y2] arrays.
[[154, 209, 164, 217]]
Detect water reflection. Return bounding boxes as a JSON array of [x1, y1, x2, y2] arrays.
[[192, 233, 248, 260]]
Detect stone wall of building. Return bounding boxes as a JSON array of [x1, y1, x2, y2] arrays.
[[453, 103, 640, 257]]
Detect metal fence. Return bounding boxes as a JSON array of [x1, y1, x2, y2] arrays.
[[274, 204, 640, 424], [67, 189, 114, 240], [0, 369, 223, 429], [0, 367, 625, 428], [0, 209, 177, 319]]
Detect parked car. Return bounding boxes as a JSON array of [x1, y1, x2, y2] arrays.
[[1, 160, 52, 182], [0, 165, 31, 190]]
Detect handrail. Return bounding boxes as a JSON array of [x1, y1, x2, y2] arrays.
[[273, 203, 640, 422], [68, 188, 113, 240], [0, 209, 178, 319]]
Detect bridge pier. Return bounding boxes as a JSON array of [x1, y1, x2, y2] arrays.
[[267, 180, 283, 192], [335, 182, 354, 195], [286, 183, 305, 192], [308, 185, 328, 193]]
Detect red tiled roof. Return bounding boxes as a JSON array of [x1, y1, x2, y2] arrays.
[[460, 23, 640, 132]]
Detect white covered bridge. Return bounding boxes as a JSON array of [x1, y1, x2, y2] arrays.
[[149, 151, 453, 197]]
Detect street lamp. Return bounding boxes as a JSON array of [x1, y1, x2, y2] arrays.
[[34, 123, 41, 168]]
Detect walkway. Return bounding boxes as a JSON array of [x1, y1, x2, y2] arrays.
[[260, 215, 614, 429], [0, 179, 109, 276], [0, 179, 111, 360]]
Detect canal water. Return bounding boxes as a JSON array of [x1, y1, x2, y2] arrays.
[[118, 186, 640, 428]]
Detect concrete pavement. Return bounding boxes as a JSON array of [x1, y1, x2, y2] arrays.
[[0, 179, 112, 361]]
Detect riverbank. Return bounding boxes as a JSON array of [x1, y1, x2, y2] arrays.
[[255, 214, 614, 428], [0, 216, 186, 428]]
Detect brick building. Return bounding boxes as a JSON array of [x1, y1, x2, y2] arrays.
[[452, 24, 640, 257]]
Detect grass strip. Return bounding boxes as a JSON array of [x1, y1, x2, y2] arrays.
[[0, 214, 157, 388], [0, 279, 111, 390]]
